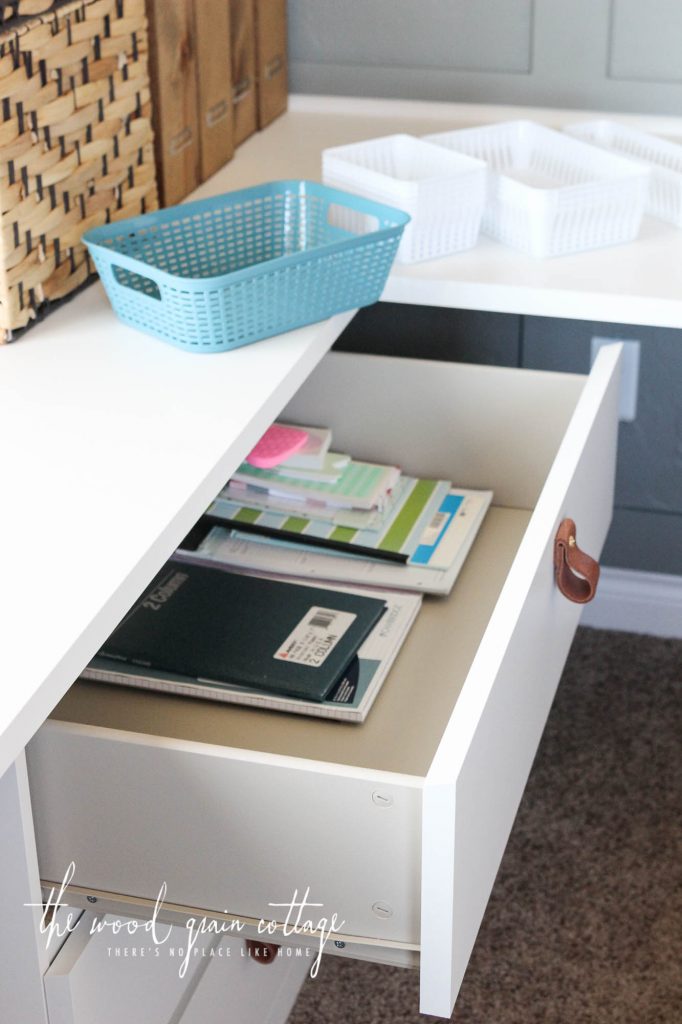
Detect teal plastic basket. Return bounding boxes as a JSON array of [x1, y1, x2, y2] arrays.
[[83, 180, 409, 353]]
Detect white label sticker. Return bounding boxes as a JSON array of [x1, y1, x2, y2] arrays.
[[419, 510, 449, 548], [274, 607, 356, 667]]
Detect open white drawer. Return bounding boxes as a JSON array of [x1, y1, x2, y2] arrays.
[[27, 346, 622, 1019]]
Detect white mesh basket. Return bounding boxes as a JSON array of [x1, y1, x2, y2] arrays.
[[425, 120, 649, 258], [566, 119, 682, 227], [322, 133, 487, 263]]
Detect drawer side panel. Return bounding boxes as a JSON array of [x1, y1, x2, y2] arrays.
[[420, 344, 622, 1017]]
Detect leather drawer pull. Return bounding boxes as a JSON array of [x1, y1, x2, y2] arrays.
[[245, 939, 280, 965], [554, 518, 600, 604]]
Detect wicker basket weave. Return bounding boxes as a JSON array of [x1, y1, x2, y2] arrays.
[[0, 3, 61, 28], [0, 0, 158, 341]]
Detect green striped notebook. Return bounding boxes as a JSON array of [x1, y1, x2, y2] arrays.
[[205, 476, 451, 564]]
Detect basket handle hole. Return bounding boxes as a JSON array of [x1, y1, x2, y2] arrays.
[[327, 203, 379, 236], [113, 265, 161, 301]]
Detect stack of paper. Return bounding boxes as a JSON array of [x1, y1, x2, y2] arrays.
[[86, 418, 493, 724], [209, 475, 455, 563], [189, 421, 493, 593], [231, 456, 401, 512], [208, 422, 466, 565], [181, 486, 492, 596]]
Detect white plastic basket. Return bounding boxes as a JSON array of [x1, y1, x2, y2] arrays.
[[424, 120, 649, 258], [322, 133, 487, 263], [566, 119, 682, 227]]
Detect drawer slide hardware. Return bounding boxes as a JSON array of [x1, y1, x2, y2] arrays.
[[554, 518, 600, 604]]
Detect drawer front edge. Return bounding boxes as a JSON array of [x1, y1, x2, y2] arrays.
[[27, 726, 422, 947], [419, 343, 622, 1017]]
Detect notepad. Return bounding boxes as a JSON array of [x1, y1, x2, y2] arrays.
[[231, 459, 401, 510], [100, 562, 387, 702], [84, 583, 421, 722], [206, 476, 451, 563], [279, 425, 332, 470]]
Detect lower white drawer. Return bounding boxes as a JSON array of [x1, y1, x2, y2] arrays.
[[179, 938, 309, 1024], [43, 910, 308, 1024], [43, 911, 209, 1024], [41, 906, 83, 965], [29, 347, 622, 1018]]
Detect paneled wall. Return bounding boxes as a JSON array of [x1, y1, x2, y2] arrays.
[[335, 307, 682, 575], [289, 0, 682, 115]]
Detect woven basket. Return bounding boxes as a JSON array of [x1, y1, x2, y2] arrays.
[[0, 0, 158, 342]]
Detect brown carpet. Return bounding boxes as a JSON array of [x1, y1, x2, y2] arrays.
[[287, 628, 682, 1023]]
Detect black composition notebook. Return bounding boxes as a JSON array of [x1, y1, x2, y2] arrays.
[[100, 562, 387, 703]]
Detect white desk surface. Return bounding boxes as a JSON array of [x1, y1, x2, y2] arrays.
[[0, 283, 353, 779], [3, 94, 682, 778]]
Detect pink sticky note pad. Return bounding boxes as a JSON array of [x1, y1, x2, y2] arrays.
[[246, 424, 310, 469]]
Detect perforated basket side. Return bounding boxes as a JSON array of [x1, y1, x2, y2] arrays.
[[323, 135, 486, 263], [567, 120, 682, 227], [426, 121, 648, 258], [91, 230, 401, 352], [85, 182, 408, 351]]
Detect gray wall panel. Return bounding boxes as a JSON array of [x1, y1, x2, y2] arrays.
[[602, 508, 682, 574], [288, 0, 533, 73], [290, 0, 682, 114], [609, 0, 682, 83], [521, 317, 682, 517]]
